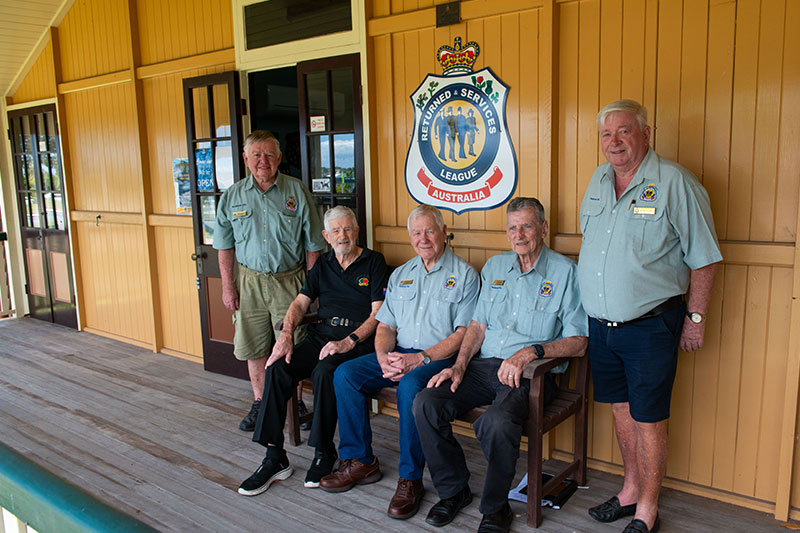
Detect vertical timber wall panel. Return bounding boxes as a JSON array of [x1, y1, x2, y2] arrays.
[[9, 39, 57, 105], [368, 0, 800, 513]]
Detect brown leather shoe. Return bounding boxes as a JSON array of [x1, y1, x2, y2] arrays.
[[387, 477, 425, 519], [319, 457, 382, 493]]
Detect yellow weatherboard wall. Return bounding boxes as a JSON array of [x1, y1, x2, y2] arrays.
[[366, 0, 800, 521]]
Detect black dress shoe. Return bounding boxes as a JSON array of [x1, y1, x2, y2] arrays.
[[588, 496, 637, 522], [478, 502, 513, 533], [425, 485, 473, 527], [622, 514, 660, 533], [239, 400, 261, 432], [298, 400, 312, 431]]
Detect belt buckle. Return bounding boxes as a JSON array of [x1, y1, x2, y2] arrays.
[[331, 317, 340, 326]]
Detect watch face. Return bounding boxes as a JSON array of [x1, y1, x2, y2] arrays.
[[689, 313, 703, 324]]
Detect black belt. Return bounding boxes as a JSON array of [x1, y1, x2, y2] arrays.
[[323, 317, 363, 327], [595, 295, 684, 328]]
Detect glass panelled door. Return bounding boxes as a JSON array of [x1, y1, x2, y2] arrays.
[[298, 54, 366, 243], [8, 105, 77, 328], [183, 71, 247, 379]]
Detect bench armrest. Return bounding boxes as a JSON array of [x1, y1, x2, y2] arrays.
[[522, 356, 570, 379]]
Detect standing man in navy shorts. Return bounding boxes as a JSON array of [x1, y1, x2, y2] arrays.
[[578, 100, 722, 533]]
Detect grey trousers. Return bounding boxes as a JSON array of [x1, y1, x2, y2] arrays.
[[413, 357, 557, 514]]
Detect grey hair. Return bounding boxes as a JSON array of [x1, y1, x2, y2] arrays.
[[407, 205, 445, 232], [507, 197, 545, 224], [596, 99, 648, 131], [323, 206, 358, 231], [243, 130, 281, 152]]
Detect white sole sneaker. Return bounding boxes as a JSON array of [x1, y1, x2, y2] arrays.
[[238, 465, 294, 496]]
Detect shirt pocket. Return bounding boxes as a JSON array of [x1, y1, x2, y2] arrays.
[[624, 203, 668, 256], [230, 210, 253, 244], [580, 202, 605, 245], [277, 210, 302, 240], [429, 284, 465, 328], [520, 304, 561, 342]]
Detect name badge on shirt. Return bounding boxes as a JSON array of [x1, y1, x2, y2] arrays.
[[232, 210, 248, 218], [633, 206, 656, 215], [491, 280, 505, 290], [399, 279, 414, 288]]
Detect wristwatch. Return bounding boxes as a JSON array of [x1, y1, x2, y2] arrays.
[[420, 350, 431, 365], [533, 344, 545, 359], [687, 311, 705, 324], [348, 333, 359, 344]]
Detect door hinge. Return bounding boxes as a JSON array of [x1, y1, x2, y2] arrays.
[[195, 276, 201, 290], [241, 98, 248, 116], [25, 283, 29, 295], [0, 232, 6, 241], [6, 129, 10, 141]]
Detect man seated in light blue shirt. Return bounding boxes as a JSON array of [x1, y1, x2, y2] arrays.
[[319, 205, 480, 521], [414, 198, 588, 533]]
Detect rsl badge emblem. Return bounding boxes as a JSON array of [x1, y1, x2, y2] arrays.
[[640, 184, 658, 202], [358, 276, 369, 287], [444, 275, 457, 290], [539, 280, 554, 297], [405, 38, 517, 214], [285, 196, 298, 211]]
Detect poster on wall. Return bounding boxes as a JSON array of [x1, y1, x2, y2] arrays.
[[172, 158, 191, 215], [405, 37, 517, 214]]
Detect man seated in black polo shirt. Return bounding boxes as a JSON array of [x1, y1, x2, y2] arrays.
[[238, 206, 388, 496]]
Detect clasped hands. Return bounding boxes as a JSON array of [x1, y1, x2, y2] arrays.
[[379, 351, 424, 381]]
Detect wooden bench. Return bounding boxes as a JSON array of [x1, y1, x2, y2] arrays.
[[285, 346, 589, 528]]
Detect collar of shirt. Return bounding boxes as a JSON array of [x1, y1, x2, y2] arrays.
[[410, 245, 453, 274], [242, 172, 285, 194], [508, 244, 551, 278], [324, 247, 368, 270], [599, 148, 659, 197]]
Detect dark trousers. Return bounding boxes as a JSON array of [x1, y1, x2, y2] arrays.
[[413, 357, 557, 514], [252, 329, 372, 453]]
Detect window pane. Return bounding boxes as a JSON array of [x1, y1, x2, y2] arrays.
[[193, 87, 211, 139], [245, 0, 351, 50], [309, 136, 330, 186], [46, 111, 58, 151], [21, 115, 32, 153], [54, 193, 65, 230], [307, 72, 328, 125], [17, 193, 29, 226], [195, 142, 214, 192], [43, 193, 56, 229], [215, 141, 234, 191], [331, 67, 354, 131], [40, 155, 52, 191], [29, 193, 41, 228], [11, 117, 23, 153], [200, 195, 217, 245], [333, 134, 355, 193], [212, 84, 230, 136], [36, 113, 47, 153], [24, 155, 36, 190], [51, 156, 62, 191]]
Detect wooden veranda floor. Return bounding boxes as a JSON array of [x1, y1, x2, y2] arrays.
[[0, 318, 788, 532]]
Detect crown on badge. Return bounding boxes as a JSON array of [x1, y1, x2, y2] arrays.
[[437, 37, 480, 75]]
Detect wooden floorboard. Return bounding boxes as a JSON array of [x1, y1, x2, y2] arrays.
[[0, 318, 788, 532]]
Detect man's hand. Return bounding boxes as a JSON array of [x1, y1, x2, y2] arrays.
[[427, 364, 466, 392], [384, 352, 423, 381], [319, 337, 356, 360], [222, 285, 239, 311], [267, 332, 294, 367], [680, 319, 705, 352], [497, 353, 528, 388], [376, 352, 397, 378]]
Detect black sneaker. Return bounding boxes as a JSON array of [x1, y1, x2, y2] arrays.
[[304, 449, 338, 488], [238, 455, 293, 496], [239, 400, 261, 432], [298, 399, 312, 431]]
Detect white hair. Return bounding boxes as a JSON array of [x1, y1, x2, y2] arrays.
[[323, 206, 358, 231], [597, 99, 648, 131], [407, 205, 445, 232]]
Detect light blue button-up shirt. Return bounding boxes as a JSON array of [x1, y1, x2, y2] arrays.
[[577, 149, 722, 322], [213, 173, 325, 273], [474, 247, 588, 371], [376, 246, 479, 351]]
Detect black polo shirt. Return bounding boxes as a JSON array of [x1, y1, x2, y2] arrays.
[[300, 247, 388, 339]]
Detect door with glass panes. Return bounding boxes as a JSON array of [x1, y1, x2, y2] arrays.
[[183, 71, 247, 379], [8, 105, 77, 328], [298, 54, 366, 241]]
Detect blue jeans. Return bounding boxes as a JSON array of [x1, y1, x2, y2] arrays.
[[333, 347, 454, 480]]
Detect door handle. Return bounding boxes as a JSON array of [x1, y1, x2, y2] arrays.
[[191, 252, 207, 261]]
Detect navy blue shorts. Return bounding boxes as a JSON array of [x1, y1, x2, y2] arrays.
[[588, 304, 685, 423]]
